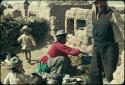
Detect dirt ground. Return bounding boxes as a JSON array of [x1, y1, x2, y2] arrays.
[[0, 42, 88, 84], [0, 43, 51, 83]]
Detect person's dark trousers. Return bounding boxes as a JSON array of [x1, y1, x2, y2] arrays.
[[89, 43, 119, 84]]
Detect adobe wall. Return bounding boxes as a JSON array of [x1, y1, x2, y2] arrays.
[[50, 5, 92, 30]]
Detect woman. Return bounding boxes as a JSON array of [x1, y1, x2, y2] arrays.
[[4, 57, 32, 84], [47, 30, 82, 76]]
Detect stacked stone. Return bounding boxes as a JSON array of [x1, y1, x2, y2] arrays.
[[66, 34, 76, 48], [75, 28, 92, 52], [66, 8, 90, 20], [50, 16, 57, 35], [4, 8, 13, 17], [3, 8, 22, 18], [65, 8, 93, 66], [66, 28, 93, 66]]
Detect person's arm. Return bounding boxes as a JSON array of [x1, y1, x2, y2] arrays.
[[110, 11, 124, 43], [4, 73, 10, 84], [110, 10, 124, 66], [56, 44, 81, 56], [17, 35, 22, 43]]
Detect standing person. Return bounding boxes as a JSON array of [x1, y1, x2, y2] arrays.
[[4, 57, 32, 84], [18, 25, 36, 63], [88, 0, 124, 84], [47, 30, 83, 76]]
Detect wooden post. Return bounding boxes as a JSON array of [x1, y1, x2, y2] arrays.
[[74, 19, 77, 35], [65, 17, 68, 33]]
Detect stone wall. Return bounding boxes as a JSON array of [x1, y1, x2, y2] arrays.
[[3, 1, 91, 32], [29, 1, 51, 20], [50, 5, 92, 30]]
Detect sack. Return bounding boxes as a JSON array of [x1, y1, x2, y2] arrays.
[[39, 55, 49, 64], [35, 55, 49, 73], [82, 55, 92, 65], [35, 63, 50, 73]]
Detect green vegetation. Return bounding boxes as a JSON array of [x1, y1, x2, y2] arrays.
[[0, 15, 50, 53]]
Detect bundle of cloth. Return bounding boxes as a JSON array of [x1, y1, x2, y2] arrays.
[[0, 52, 18, 65], [35, 55, 50, 73]]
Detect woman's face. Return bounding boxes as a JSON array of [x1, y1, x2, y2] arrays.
[[61, 35, 67, 44], [17, 63, 23, 73], [57, 35, 67, 44]]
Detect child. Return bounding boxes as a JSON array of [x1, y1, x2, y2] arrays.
[[4, 57, 32, 84], [18, 25, 36, 63]]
